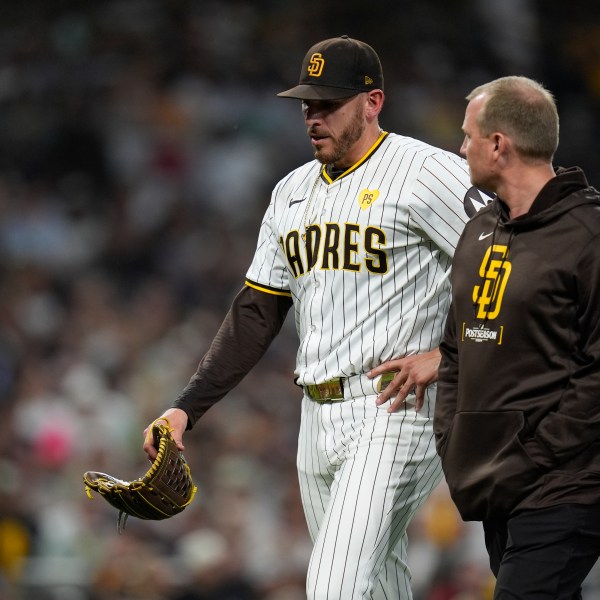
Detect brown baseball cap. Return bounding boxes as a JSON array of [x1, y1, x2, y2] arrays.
[[278, 35, 384, 100]]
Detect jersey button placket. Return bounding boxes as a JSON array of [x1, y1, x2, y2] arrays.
[[304, 183, 328, 365]]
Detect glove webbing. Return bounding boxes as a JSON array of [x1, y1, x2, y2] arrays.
[[84, 418, 197, 533]]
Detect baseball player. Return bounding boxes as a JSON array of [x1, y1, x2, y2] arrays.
[[144, 36, 472, 599]]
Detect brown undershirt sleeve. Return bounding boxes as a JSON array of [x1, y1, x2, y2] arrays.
[[172, 285, 293, 428]]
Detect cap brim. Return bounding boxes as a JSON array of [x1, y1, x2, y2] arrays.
[[277, 84, 359, 100]]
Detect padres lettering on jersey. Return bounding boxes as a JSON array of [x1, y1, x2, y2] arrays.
[[280, 223, 388, 277], [246, 131, 471, 385]]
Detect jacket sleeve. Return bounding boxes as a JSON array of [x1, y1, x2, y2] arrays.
[[173, 285, 293, 428], [434, 300, 460, 456], [523, 236, 600, 470]]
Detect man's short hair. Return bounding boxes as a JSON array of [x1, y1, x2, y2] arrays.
[[467, 76, 559, 162]]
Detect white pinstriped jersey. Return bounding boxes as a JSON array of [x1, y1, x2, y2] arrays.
[[246, 131, 471, 386]]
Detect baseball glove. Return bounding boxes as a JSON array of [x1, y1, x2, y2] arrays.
[[83, 419, 197, 532]]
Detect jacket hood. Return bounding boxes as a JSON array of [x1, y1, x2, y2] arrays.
[[495, 166, 600, 231]]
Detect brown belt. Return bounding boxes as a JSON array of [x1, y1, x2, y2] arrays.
[[304, 372, 395, 403]]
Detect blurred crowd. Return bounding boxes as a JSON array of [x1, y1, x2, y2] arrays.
[[0, 1, 598, 599]]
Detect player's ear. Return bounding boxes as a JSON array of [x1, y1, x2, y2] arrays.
[[365, 89, 384, 118]]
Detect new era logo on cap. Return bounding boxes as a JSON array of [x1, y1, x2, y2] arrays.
[[278, 35, 384, 101]]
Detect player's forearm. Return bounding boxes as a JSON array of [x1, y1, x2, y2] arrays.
[[173, 285, 292, 428]]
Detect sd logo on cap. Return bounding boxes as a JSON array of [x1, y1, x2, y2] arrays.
[[278, 35, 384, 101]]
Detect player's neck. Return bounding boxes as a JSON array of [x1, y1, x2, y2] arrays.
[[326, 163, 347, 180], [329, 125, 384, 176]]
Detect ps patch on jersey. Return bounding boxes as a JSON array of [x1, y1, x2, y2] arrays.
[[358, 189, 380, 210]]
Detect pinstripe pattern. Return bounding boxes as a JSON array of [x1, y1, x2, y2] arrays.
[[246, 133, 470, 383], [299, 391, 443, 599], [246, 132, 470, 599]]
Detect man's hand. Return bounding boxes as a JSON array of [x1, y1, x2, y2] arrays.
[[368, 348, 441, 413], [143, 407, 188, 460]]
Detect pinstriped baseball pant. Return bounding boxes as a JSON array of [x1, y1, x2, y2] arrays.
[[297, 389, 443, 600]]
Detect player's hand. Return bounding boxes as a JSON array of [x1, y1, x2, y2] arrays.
[[143, 407, 188, 461], [368, 348, 441, 413]]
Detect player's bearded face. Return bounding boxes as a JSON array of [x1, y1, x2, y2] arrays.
[[307, 99, 365, 166]]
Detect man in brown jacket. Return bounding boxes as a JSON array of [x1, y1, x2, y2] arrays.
[[435, 76, 600, 598]]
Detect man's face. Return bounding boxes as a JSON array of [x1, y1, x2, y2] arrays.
[[460, 94, 498, 190], [302, 94, 366, 168]]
